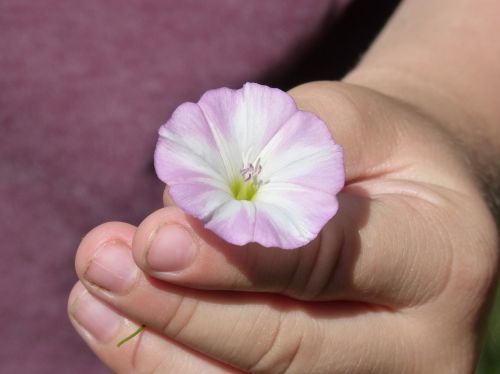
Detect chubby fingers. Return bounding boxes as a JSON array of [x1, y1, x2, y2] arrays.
[[75, 225, 414, 373], [133, 186, 453, 307], [68, 282, 238, 374], [131, 203, 340, 299]]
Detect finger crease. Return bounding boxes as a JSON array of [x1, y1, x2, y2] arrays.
[[314, 228, 345, 299], [303, 231, 325, 297], [160, 294, 195, 340], [246, 312, 284, 373], [280, 330, 303, 374]]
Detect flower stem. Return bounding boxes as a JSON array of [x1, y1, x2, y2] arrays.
[[116, 325, 145, 347]]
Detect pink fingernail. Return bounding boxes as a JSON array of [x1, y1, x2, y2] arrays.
[[85, 241, 138, 293], [147, 224, 197, 273], [71, 291, 122, 343]]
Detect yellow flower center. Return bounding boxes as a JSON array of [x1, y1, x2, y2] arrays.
[[231, 159, 262, 200], [230, 178, 259, 201]]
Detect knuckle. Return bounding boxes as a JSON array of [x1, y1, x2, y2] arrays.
[[160, 295, 199, 339], [447, 200, 499, 302], [246, 313, 306, 374], [454, 235, 497, 297], [289, 80, 404, 176], [289, 81, 366, 124]]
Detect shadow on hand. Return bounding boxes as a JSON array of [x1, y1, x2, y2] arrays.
[[148, 187, 377, 320]]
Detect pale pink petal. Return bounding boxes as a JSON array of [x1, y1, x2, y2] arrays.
[[155, 102, 229, 184], [253, 184, 339, 249], [196, 87, 244, 179], [258, 110, 345, 195], [204, 200, 256, 246], [198, 82, 297, 166], [155, 102, 233, 219], [168, 183, 233, 222]]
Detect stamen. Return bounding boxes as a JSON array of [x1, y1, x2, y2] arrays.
[[240, 158, 262, 182]]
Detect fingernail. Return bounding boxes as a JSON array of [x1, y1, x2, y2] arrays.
[[147, 224, 197, 273], [71, 291, 122, 343], [85, 241, 138, 293]]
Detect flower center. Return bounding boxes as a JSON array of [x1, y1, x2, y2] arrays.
[[230, 159, 262, 201]]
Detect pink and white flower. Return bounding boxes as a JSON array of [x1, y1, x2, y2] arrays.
[[154, 83, 344, 249]]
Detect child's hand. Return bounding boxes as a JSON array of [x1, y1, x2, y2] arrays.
[[68, 81, 498, 373]]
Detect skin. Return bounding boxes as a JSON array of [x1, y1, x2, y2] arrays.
[[68, 0, 500, 372]]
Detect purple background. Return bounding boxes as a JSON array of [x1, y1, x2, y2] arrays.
[[0, 1, 350, 372]]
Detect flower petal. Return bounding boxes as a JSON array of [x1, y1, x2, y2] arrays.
[[258, 110, 345, 195], [155, 102, 228, 184], [198, 82, 298, 167], [168, 182, 233, 222], [253, 183, 339, 249], [155, 102, 234, 221], [204, 200, 256, 246]]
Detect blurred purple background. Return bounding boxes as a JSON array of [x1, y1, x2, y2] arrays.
[[0, 1, 340, 372], [0, 0, 403, 372]]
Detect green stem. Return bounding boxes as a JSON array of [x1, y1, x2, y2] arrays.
[[116, 325, 145, 347]]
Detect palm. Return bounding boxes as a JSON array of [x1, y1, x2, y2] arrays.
[[69, 82, 497, 373]]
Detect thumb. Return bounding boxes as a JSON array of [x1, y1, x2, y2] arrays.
[[289, 81, 402, 183]]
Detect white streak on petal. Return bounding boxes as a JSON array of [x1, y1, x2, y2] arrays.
[[238, 83, 298, 163], [198, 83, 298, 169], [253, 184, 339, 249], [204, 200, 256, 246], [156, 138, 227, 184], [155, 102, 228, 183], [168, 183, 233, 222], [155, 101, 233, 224], [257, 110, 345, 195], [198, 87, 246, 179]]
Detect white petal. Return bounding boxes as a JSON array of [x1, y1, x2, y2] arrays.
[[257, 110, 345, 195], [155, 102, 233, 221], [168, 182, 233, 221], [198, 83, 298, 168], [253, 183, 339, 249], [204, 200, 256, 246], [155, 102, 229, 184]]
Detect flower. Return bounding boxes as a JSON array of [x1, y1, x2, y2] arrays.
[[154, 83, 344, 249]]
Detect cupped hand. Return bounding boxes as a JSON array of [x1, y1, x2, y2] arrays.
[[68, 81, 498, 373]]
